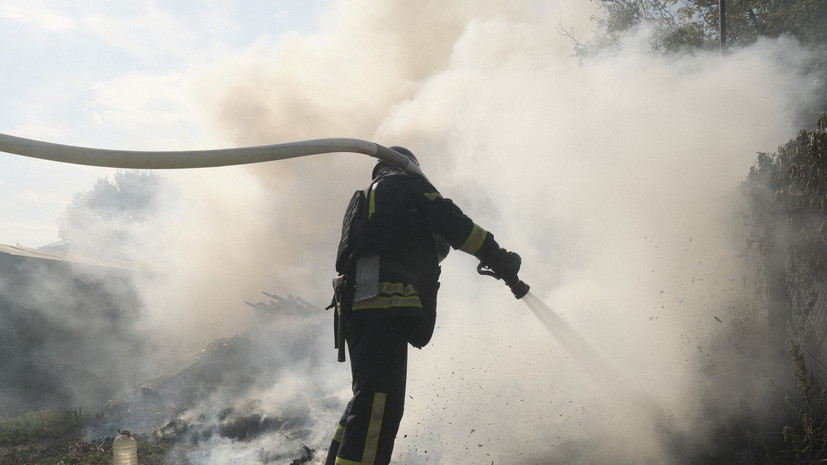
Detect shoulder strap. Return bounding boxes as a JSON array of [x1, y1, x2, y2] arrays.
[[335, 184, 371, 273]]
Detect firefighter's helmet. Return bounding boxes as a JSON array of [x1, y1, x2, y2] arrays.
[[373, 146, 418, 178]]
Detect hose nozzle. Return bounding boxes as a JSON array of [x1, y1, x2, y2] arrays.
[[477, 263, 530, 299], [507, 278, 531, 300]]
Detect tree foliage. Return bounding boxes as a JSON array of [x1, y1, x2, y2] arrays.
[[747, 114, 827, 253], [745, 115, 827, 329], [58, 170, 165, 260], [783, 340, 827, 464], [587, 0, 827, 54]]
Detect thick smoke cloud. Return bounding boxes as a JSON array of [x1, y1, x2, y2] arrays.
[[145, 2, 822, 463], [26, 1, 821, 463]]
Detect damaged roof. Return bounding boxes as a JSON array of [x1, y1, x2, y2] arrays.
[[0, 243, 154, 272]]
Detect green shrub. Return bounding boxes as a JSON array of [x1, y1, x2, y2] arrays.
[[783, 340, 827, 462], [0, 409, 86, 447]]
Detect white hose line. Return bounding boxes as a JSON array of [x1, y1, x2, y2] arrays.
[[0, 132, 424, 176]]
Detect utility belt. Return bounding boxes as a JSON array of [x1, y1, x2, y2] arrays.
[[329, 253, 383, 363], [329, 253, 440, 361]]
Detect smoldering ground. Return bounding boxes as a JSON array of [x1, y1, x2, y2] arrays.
[[3, 1, 823, 464]]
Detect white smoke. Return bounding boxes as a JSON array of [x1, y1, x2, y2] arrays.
[[372, 21, 818, 464], [29, 1, 822, 463]]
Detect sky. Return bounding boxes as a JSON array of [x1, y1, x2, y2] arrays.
[[1, 1, 825, 464], [0, 0, 330, 247]]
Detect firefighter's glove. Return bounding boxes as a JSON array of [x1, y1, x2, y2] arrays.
[[480, 248, 530, 299], [485, 248, 522, 280]]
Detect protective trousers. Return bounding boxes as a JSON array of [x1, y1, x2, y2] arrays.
[[325, 317, 410, 465]]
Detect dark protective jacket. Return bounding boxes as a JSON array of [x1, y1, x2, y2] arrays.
[[336, 169, 499, 346], [326, 168, 506, 465]]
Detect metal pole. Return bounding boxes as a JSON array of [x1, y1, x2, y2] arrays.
[[720, 0, 727, 52]]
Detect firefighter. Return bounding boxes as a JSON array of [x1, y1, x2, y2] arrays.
[[325, 146, 524, 465]]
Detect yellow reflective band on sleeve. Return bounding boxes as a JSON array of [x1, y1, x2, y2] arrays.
[[459, 223, 488, 255], [333, 424, 345, 443], [352, 282, 422, 311], [424, 191, 442, 201]]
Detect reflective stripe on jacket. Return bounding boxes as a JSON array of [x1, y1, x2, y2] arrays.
[[344, 170, 499, 318]]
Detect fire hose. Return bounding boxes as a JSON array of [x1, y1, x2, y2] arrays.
[[0, 132, 423, 175], [0, 131, 529, 298]]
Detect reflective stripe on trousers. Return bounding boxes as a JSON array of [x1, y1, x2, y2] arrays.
[[332, 393, 387, 465], [325, 318, 409, 465]]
